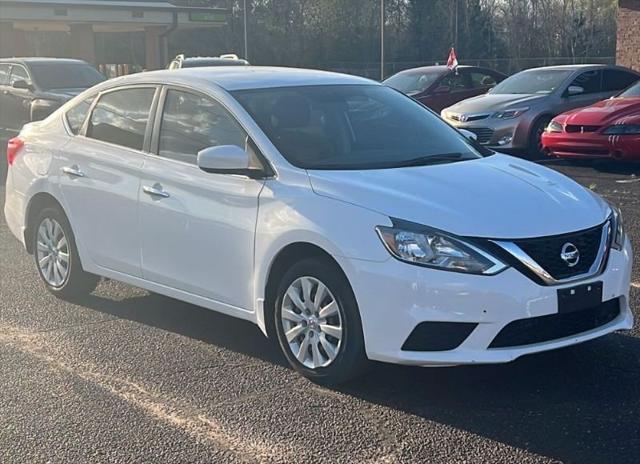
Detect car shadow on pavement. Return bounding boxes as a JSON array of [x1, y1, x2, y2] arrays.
[[77, 289, 289, 368], [78, 286, 640, 463], [339, 334, 640, 463]]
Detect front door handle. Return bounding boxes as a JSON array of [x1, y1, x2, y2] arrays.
[[62, 165, 85, 178], [142, 184, 170, 198]]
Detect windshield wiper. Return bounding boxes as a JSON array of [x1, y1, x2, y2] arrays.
[[394, 153, 470, 168]]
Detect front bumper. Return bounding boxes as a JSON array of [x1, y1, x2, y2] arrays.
[[542, 132, 640, 161], [443, 116, 530, 150], [345, 237, 633, 366]]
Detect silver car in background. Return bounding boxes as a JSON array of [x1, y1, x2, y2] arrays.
[[441, 65, 639, 157]]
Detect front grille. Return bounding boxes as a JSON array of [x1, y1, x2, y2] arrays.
[[465, 127, 494, 144], [451, 114, 490, 122], [565, 125, 601, 133], [514, 224, 604, 280], [489, 298, 620, 348]]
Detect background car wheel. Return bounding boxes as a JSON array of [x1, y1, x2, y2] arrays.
[[529, 116, 553, 159], [273, 257, 369, 385], [33, 206, 99, 299]]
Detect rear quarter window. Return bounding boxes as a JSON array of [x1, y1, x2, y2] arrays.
[[65, 96, 95, 135], [0, 64, 11, 85]]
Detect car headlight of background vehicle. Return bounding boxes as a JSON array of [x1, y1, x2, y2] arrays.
[[30, 99, 62, 121], [546, 120, 563, 133], [376, 224, 507, 275], [608, 203, 625, 250], [492, 107, 529, 119], [602, 124, 640, 135]]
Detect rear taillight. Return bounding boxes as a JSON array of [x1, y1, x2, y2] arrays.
[[7, 137, 24, 166]]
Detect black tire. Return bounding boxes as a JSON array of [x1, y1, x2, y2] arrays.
[[273, 257, 369, 385], [528, 116, 553, 160], [32, 206, 99, 299]]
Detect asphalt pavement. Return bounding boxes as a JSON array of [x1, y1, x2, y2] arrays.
[[1, 160, 639, 464]]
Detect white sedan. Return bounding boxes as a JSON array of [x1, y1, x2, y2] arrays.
[[4, 67, 634, 384]]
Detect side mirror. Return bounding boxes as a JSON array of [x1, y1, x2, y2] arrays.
[[12, 79, 33, 91], [459, 129, 478, 141], [197, 145, 263, 178], [433, 85, 450, 94], [567, 85, 584, 96]]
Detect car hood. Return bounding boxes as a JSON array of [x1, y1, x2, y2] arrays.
[[445, 93, 548, 114], [554, 97, 640, 126], [307, 154, 610, 239]]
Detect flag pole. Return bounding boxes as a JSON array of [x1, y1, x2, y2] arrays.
[[243, 0, 248, 60], [380, 0, 385, 81]]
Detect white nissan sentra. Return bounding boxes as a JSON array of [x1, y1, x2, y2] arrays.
[[4, 67, 634, 384]]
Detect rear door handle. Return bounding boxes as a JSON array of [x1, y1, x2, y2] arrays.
[[62, 165, 85, 178], [142, 184, 170, 198]]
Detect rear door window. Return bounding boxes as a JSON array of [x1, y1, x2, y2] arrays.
[[569, 70, 602, 95], [440, 72, 471, 91], [87, 87, 155, 151], [469, 71, 498, 89], [601, 70, 639, 92], [9, 65, 29, 86]]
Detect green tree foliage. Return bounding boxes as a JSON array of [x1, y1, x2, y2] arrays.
[[169, 0, 618, 75]]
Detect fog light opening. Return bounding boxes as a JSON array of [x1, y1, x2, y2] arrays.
[[497, 135, 513, 146]]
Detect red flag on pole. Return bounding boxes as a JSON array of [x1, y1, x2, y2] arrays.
[[446, 48, 458, 70]]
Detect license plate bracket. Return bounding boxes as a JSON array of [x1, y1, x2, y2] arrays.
[[557, 281, 603, 314]]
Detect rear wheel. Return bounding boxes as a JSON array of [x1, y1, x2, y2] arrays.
[[273, 257, 369, 385], [529, 116, 553, 160], [33, 206, 99, 299]]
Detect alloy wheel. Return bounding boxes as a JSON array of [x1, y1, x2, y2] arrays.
[[280, 276, 343, 369], [36, 218, 70, 287]]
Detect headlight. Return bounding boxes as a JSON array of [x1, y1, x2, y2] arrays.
[[546, 120, 563, 133], [492, 107, 529, 119], [603, 124, 640, 135], [608, 203, 625, 250], [376, 223, 507, 275]]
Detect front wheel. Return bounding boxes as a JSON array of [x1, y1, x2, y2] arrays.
[[33, 206, 99, 299], [273, 257, 369, 385], [528, 116, 553, 159]]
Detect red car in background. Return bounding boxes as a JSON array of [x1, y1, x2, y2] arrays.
[[542, 80, 640, 161], [383, 65, 506, 113]]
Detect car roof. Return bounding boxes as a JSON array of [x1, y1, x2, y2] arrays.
[[396, 65, 474, 73], [519, 64, 634, 73], [181, 57, 249, 64], [113, 66, 377, 91]]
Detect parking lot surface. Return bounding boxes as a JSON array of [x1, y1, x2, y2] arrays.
[[1, 160, 639, 464]]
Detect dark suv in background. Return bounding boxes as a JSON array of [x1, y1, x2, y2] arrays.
[[0, 58, 105, 138]]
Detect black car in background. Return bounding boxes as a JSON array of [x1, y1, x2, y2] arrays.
[[0, 58, 105, 137]]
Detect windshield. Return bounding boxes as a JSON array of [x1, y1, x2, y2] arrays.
[[383, 72, 440, 95], [619, 80, 640, 97], [491, 69, 572, 95], [30, 62, 105, 90], [232, 85, 483, 170]]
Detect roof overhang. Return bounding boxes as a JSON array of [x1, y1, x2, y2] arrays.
[[0, 0, 227, 32]]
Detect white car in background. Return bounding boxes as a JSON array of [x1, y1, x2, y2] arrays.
[[4, 67, 634, 384]]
